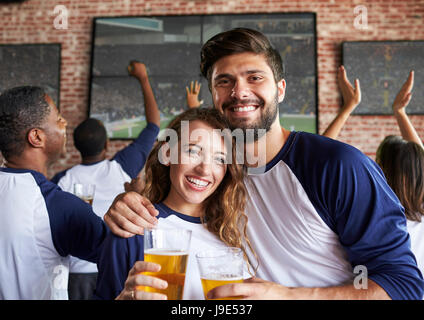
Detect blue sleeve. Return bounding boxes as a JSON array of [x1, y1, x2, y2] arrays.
[[94, 234, 144, 300], [287, 133, 424, 300], [112, 122, 160, 179], [35, 174, 108, 263], [329, 149, 423, 300], [50, 169, 68, 185]]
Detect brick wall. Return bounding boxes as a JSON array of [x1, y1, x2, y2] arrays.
[[0, 0, 423, 178]]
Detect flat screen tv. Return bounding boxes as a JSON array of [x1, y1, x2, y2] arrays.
[[89, 13, 317, 139], [343, 41, 424, 115], [0, 43, 61, 107]]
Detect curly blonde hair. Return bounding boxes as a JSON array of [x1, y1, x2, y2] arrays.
[[142, 108, 258, 274]]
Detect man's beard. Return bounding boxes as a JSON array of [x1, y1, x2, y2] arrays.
[[222, 93, 279, 142]]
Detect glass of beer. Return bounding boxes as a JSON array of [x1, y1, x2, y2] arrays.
[[196, 247, 244, 300], [140, 228, 192, 300], [73, 183, 95, 205]]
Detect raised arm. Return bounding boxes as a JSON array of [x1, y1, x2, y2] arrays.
[[113, 62, 160, 178], [129, 61, 161, 127], [322, 65, 361, 139], [185, 80, 203, 109], [392, 71, 423, 148]]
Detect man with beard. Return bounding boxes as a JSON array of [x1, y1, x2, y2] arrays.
[[104, 28, 424, 300], [0, 86, 157, 299]]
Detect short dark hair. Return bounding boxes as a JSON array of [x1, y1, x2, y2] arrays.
[[200, 28, 284, 88], [73, 118, 107, 158], [0, 86, 50, 159], [376, 135, 424, 222]]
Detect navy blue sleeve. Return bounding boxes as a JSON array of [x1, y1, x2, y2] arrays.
[[112, 122, 160, 179], [94, 233, 144, 300], [34, 173, 108, 263], [50, 168, 68, 185], [286, 133, 424, 300]]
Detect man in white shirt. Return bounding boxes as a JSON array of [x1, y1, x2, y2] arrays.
[[104, 29, 424, 300]]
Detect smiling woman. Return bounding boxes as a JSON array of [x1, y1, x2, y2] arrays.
[[162, 119, 228, 216], [94, 107, 258, 300], [142, 107, 255, 257]]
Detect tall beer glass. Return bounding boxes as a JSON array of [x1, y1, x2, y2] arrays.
[[140, 228, 192, 300], [196, 247, 244, 300]]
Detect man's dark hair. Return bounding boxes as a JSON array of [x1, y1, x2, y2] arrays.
[[200, 28, 285, 88], [73, 118, 107, 158], [0, 86, 50, 159]]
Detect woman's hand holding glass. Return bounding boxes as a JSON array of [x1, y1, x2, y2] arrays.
[[115, 261, 168, 300]]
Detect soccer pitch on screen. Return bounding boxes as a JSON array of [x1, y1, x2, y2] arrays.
[[106, 114, 316, 139]]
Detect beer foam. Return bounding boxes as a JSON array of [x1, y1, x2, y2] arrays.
[[145, 249, 188, 256], [202, 273, 243, 281]]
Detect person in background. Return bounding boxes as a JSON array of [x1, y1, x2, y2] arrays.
[[51, 61, 160, 300], [325, 69, 424, 288], [376, 136, 424, 288], [323, 68, 421, 148], [0, 86, 107, 299], [104, 28, 424, 299], [95, 108, 255, 300], [322, 65, 361, 139], [390, 71, 423, 148], [186, 80, 203, 109]]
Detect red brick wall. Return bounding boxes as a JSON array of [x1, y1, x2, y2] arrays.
[[0, 0, 423, 178]]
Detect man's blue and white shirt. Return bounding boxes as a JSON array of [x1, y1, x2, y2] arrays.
[[0, 168, 107, 300], [244, 131, 424, 300]]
